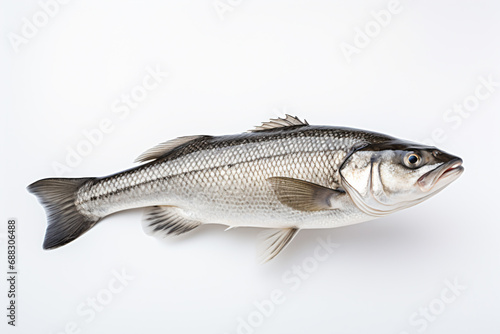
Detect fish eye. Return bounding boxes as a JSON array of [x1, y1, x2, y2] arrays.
[[404, 152, 422, 168]]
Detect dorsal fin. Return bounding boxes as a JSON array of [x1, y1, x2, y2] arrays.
[[250, 114, 309, 132], [134, 135, 208, 163]]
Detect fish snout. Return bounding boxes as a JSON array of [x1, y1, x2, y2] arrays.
[[417, 158, 464, 192]]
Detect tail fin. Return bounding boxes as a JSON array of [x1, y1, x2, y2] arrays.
[[27, 177, 100, 249]]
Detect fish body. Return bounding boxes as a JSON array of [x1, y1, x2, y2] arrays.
[[28, 115, 464, 261]]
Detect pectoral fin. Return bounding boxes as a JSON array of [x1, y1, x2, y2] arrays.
[[258, 228, 299, 263], [267, 177, 344, 211]]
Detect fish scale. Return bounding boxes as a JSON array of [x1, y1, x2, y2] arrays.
[[77, 129, 359, 225]]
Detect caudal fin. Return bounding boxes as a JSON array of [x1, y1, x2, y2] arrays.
[[27, 177, 100, 249]]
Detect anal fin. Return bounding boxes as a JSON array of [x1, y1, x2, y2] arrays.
[[258, 228, 299, 263], [143, 206, 202, 237]]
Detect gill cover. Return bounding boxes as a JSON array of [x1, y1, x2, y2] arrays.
[[339, 149, 400, 217]]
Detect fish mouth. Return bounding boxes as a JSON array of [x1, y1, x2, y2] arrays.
[[418, 158, 464, 192]]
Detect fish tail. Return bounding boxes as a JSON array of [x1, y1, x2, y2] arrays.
[[27, 177, 100, 250]]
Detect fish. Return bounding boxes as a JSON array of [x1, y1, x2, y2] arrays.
[[27, 115, 464, 262]]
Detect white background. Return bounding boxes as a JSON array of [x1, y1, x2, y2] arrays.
[[2, 1, 500, 333]]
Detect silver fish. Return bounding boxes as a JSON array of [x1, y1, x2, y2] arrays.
[[28, 115, 464, 262]]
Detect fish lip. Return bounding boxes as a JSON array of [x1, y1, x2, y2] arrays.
[[417, 158, 464, 192]]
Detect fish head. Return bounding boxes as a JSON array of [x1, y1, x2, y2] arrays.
[[339, 140, 464, 217]]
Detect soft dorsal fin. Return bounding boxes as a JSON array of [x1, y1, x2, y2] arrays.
[[250, 114, 309, 132], [135, 135, 208, 163], [267, 177, 344, 211], [258, 228, 299, 263]]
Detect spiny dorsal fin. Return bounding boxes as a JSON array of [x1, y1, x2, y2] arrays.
[[258, 228, 299, 263], [267, 177, 344, 211], [142, 205, 202, 237], [250, 114, 309, 132], [135, 135, 208, 163]]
